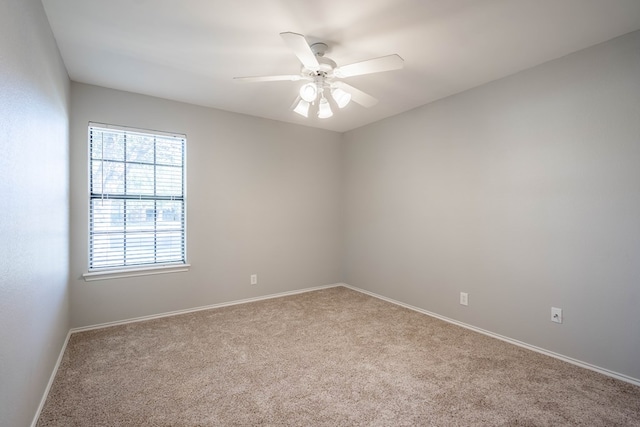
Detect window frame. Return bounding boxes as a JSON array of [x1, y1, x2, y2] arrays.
[[83, 122, 189, 281]]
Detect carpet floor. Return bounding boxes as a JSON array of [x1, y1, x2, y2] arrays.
[[37, 286, 640, 426]]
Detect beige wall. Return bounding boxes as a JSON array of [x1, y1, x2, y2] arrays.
[[0, 0, 70, 425], [69, 83, 344, 327], [343, 31, 640, 380]]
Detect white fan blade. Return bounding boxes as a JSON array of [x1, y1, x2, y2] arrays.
[[334, 82, 378, 108], [233, 75, 302, 83], [280, 32, 320, 71], [335, 54, 404, 78]]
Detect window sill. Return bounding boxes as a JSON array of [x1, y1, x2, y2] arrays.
[[83, 264, 191, 282]]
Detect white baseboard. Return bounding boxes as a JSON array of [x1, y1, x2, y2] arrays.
[[31, 329, 72, 427], [70, 283, 342, 334], [340, 283, 640, 387]]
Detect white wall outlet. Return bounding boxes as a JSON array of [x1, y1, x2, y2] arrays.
[[460, 292, 468, 306], [250, 274, 257, 285], [551, 307, 562, 323]]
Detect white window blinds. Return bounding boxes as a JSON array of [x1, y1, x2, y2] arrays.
[[89, 123, 186, 270]]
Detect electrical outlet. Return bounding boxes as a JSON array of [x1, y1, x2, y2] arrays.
[[250, 274, 257, 285], [551, 307, 562, 324], [460, 292, 468, 306]]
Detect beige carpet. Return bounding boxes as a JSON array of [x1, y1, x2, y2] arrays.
[[38, 287, 640, 426]]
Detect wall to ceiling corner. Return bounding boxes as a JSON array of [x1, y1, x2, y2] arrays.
[[0, 0, 71, 426], [342, 30, 640, 381], [68, 83, 344, 327]]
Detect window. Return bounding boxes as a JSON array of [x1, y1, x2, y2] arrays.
[[87, 123, 186, 274]]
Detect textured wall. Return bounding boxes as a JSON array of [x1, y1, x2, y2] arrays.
[[0, 0, 70, 426], [69, 83, 343, 327], [343, 31, 640, 380]]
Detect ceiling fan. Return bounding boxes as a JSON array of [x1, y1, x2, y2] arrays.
[[233, 32, 404, 119]]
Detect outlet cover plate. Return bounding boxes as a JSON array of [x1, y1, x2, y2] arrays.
[[551, 307, 562, 323], [250, 274, 257, 285], [460, 292, 468, 306]]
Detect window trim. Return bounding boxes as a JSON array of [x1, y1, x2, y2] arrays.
[[82, 263, 191, 282], [84, 122, 189, 281]]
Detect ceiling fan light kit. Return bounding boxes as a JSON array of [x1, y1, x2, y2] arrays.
[[234, 32, 404, 120], [299, 82, 318, 102], [331, 87, 351, 109], [317, 97, 333, 119], [293, 99, 311, 118]]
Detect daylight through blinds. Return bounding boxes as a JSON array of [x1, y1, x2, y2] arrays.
[[89, 124, 186, 269]]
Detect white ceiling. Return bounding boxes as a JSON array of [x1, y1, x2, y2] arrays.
[[42, 0, 640, 133]]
